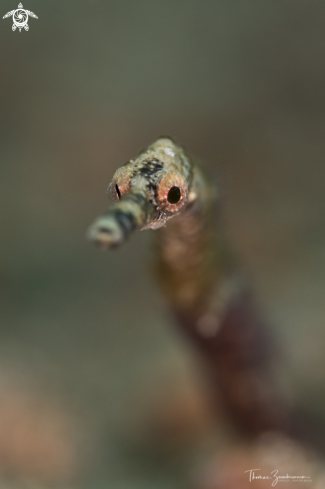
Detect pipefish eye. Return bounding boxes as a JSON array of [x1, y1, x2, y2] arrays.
[[107, 181, 121, 202], [157, 174, 188, 213], [167, 186, 181, 204]]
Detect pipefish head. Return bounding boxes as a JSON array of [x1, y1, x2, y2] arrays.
[[87, 137, 194, 250]]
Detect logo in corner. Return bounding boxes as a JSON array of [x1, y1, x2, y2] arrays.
[[3, 3, 38, 32]]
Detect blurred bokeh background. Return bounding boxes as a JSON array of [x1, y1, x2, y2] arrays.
[[1, 0, 325, 487]]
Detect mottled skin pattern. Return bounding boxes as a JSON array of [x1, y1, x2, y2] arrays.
[[87, 137, 309, 439], [87, 137, 287, 432], [88, 137, 220, 313]]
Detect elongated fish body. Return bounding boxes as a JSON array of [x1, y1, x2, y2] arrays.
[[88, 137, 288, 436]]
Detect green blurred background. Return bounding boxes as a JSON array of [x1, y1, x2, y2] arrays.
[[1, 0, 325, 487]]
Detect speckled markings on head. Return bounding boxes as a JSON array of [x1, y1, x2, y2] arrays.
[[88, 136, 220, 312]]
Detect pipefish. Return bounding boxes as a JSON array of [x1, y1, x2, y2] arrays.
[[87, 137, 290, 436]]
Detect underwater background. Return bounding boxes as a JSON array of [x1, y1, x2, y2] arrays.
[[1, 0, 325, 487]]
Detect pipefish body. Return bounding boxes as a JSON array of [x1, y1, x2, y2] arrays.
[[87, 137, 288, 435]]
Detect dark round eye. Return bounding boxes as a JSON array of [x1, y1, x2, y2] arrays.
[[107, 181, 121, 202], [167, 186, 181, 204]]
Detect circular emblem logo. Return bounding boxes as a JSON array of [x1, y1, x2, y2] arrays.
[[13, 8, 28, 28]]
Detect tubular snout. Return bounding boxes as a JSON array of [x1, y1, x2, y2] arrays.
[[87, 191, 155, 250]]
